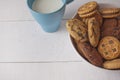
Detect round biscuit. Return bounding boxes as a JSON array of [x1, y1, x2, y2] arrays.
[[102, 12, 120, 18], [79, 10, 97, 18], [100, 8, 120, 14], [98, 36, 120, 60], [78, 1, 98, 15]]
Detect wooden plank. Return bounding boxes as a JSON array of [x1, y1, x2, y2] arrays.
[[0, 0, 33, 21], [0, 62, 119, 80], [0, 20, 82, 62], [0, 0, 120, 21]]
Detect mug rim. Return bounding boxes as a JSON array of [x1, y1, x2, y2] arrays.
[[27, 0, 66, 15]]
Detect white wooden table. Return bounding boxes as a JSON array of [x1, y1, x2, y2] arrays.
[[0, 0, 120, 80]]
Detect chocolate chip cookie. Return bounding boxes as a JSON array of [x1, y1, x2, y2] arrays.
[[78, 1, 98, 15], [66, 19, 88, 42], [88, 18, 100, 47], [98, 36, 120, 60]]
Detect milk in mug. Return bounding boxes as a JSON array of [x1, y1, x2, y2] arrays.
[[32, 0, 64, 13]]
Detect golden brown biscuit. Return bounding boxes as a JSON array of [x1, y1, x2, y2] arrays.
[[79, 10, 97, 18], [66, 19, 88, 42], [100, 8, 120, 14], [82, 11, 103, 26], [88, 18, 100, 47], [77, 42, 103, 67], [99, 8, 120, 18], [102, 12, 120, 18], [98, 36, 120, 60], [82, 18, 89, 25], [103, 59, 120, 69], [78, 1, 98, 15]]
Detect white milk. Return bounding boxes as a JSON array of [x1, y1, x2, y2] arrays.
[[32, 0, 64, 13]]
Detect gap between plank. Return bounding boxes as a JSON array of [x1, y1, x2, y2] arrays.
[[0, 60, 83, 63]]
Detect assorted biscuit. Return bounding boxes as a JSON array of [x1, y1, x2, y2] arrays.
[[66, 1, 120, 70]]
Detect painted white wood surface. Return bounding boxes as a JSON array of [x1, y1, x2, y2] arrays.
[[0, 20, 81, 62], [0, 0, 120, 80], [0, 62, 119, 80]]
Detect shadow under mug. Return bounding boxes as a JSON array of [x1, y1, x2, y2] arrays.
[[27, 0, 73, 33]]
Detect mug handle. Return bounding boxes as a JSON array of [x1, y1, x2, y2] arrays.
[[66, 0, 74, 4]]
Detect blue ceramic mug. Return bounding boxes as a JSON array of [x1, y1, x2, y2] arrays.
[[27, 0, 73, 33]]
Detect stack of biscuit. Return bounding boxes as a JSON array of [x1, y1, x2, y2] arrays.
[[66, 1, 120, 70], [78, 1, 98, 18], [78, 1, 103, 26]]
